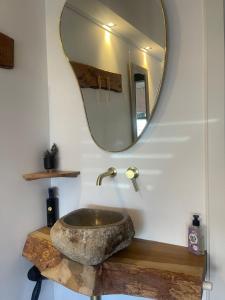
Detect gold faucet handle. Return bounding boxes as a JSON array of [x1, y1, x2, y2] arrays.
[[125, 167, 139, 179], [125, 167, 139, 191]]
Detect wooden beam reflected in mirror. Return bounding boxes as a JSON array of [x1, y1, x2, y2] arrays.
[[70, 61, 122, 93]]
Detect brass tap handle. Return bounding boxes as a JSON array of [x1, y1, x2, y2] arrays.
[[125, 167, 139, 192]]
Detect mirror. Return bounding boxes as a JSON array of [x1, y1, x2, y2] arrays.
[[60, 0, 167, 152]]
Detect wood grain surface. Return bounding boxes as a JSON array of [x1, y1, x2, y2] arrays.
[[23, 171, 80, 181], [70, 61, 122, 93], [23, 227, 206, 299], [0, 32, 14, 69]]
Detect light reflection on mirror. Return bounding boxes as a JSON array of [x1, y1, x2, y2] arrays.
[[60, 0, 167, 152]]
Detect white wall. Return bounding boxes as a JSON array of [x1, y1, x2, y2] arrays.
[[206, 0, 225, 299], [45, 0, 209, 299], [0, 0, 53, 300]]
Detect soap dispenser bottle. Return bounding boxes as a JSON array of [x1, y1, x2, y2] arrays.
[[188, 214, 204, 255], [46, 187, 59, 227]]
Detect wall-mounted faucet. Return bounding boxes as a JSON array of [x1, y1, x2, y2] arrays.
[[96, 167, 117, 186]]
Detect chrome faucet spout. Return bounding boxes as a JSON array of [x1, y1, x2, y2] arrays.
[[96, 167, 117, 186]]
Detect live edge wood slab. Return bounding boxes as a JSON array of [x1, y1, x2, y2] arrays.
[[23, 227, 206, 299]]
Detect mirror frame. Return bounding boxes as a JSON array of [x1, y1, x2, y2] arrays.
[[60, 0, 168, 152]]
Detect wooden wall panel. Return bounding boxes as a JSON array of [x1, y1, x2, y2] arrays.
[[0, 33, 14, 69]]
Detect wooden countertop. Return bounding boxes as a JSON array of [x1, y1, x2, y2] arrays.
[[23, 227, 206, 300]]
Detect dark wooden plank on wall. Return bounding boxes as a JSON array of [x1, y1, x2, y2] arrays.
[[0, 32, 14, 69], [70, 61, 122, 93]]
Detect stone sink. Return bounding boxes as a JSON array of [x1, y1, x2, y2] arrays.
[[50, 208, 135, 265]]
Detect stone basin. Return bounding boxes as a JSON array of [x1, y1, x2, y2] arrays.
[[50, 208, 135, 265]]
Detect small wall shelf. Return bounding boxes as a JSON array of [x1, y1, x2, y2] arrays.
[[23, 227, 206, 300], [23, 170, 80, 181]]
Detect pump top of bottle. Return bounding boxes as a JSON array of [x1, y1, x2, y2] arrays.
[[192, 214, 200, 227]]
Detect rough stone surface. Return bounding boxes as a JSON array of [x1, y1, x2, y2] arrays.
[[50, 209, 135, 265]]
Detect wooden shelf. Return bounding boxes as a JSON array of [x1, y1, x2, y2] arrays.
[[23, 227, 206, 300], [23, 170, 80, 181]]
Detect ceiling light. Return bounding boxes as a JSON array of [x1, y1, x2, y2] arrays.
[[107, 22, 116, 27], [103, 25, 112, 31], [102, 23, 116, 32]]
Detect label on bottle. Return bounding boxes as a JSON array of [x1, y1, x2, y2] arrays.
[[188, 227, 203, 255], [189, 232, 198, 244]]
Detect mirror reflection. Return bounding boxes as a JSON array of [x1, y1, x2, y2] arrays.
[[131, 64, 150, 139], [60, 0, 167, 151]]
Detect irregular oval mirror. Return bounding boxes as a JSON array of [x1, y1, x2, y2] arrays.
[[60, 0, 167, 152]]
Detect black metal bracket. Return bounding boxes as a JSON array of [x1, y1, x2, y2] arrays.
[[27, 266, 47, 300]]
